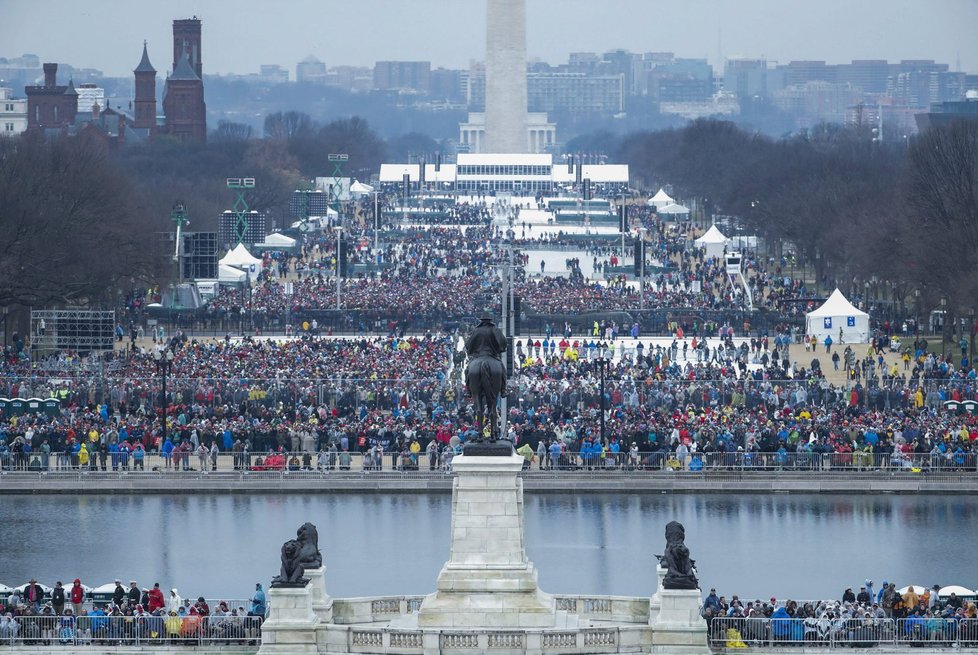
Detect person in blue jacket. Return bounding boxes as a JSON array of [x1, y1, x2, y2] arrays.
[[250, 583, 266, 617]]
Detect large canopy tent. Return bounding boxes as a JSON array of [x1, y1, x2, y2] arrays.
[[218, 264, 248, 285], [648, 188, 675, 210], [350, 180, 375, 196], [658, 202, 690, 219], [255, 232, 298, 253], [693, 224, 729, 260], [805, 289, 870, 343], [219, 243, 263, 281]]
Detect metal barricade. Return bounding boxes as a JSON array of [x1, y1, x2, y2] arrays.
[[897, 617, 958, 647], [0, 614, 262, 647], [709, 616, 901, 650]]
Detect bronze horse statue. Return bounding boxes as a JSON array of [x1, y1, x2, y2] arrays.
[[464, 316, 507, 441]]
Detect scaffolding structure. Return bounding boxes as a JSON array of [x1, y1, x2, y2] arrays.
[[30, 310, 116, 353]]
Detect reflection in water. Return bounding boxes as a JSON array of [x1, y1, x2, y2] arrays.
[[0, 494, 973, 599]]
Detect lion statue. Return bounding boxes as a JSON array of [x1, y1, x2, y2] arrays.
[[273, 539, 306, 585], [296, 522, 323, 570]]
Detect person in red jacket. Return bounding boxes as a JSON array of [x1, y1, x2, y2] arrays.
[[70, 578, 85, 615], [148, 583, 166, 613]]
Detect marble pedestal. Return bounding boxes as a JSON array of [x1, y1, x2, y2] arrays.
[[257, 584, 321, 654], [649, 565, 667, 617], [304, 566, 334, 622], [650, 588, 710, 654], [418, 453, 555, 628]]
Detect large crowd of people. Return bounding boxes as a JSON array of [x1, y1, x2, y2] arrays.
[[195, 200, 826, 325], [1, 192, 970, 478], [1, 320, 977, 475], [706, 582, 978, 647], [0, 579, 263, 645]]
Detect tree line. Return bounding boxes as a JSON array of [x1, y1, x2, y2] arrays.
[[616, 118, 978, 324]]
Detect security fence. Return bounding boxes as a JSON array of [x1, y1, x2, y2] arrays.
[[710, 617, 978, 649], [2, 450, 978, 480], [0, 614, 261, 647]]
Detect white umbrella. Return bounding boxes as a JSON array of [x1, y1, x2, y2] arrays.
[[939, 585, 977, 598], [0, 583, 11, 594], [896, 585, 927, 595]]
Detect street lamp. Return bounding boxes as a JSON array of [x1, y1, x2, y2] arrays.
[[639, 227, 647, 312], [334, 226, 343, 312], [914, 289, 920, 336], [970, 308, 976, 367], [154, 349, 175, 446], [595, 348, 611, 446], [941, 296, 947, 358]]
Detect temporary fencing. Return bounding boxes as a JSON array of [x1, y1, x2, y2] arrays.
[[3, 449, 978, 481], [710, 617, 978, 649], [0, 614, 261, 647]]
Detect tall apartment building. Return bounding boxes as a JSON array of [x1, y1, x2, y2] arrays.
[[296, 56, 327, 84], [373, 61, 431, 93], [527, 72, 624, 114]]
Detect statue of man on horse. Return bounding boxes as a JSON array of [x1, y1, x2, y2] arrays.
[[464, 315, 507, 441]]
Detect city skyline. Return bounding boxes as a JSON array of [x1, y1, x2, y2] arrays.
[[1, 0, 976, 79]]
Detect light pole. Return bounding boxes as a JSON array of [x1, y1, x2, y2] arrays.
[[371, 190, 381, 260], [639, 227, 647, 312], [970, 308, 976, 366], [334, 226, 343, 312], [498, 257, 511, 441], [154, 349, 175, 446], [941, 296, 947, 358], [595, 349, 610, 446], [914, 289, 920, 336]]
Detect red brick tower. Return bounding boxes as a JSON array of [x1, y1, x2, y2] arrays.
[[133, 41, 157, 136], [163, 17, 206, 142], [163, 53, 206, 141], [172, 18, 202, 79]]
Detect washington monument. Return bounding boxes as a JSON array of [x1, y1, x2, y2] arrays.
[[484, 0, 528, 153]]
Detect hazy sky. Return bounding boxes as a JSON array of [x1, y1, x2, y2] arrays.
[[2, 0, 976, 77]]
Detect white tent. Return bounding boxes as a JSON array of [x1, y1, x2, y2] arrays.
[[219, 264, 247, 284], [350, 180, 375, 196], [805, 288, 870, 343], [649, 188, 675, 209], [658, 202, 690, 217], [255, 232, 298, 251], [694, 224, 729, 260], [219, 243, 263, 281]]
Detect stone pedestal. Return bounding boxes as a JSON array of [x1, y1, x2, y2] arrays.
[[257, 584, 321, 654], [304, 566, 334, 623], [649, 565, 667, 619], [650, 588, 709, 654], [418, 453, 555, 628]]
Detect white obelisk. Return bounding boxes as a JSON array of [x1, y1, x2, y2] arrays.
[[484, 0, 527, 153]]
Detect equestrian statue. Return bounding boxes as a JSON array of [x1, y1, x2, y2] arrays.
[[464, 315, 507, 442]]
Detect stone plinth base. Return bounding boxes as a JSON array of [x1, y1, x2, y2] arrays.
[[649, 565, 667, 619], [650, 588, 709, 654], [417, 453, 556, 628], [304, 566, 334, 623], [419, 563, 555, 627], [257, 584, 321, 654]]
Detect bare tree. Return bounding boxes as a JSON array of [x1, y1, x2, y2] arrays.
[[906, 120, 978, 306], [0, 132, 156, 307]]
